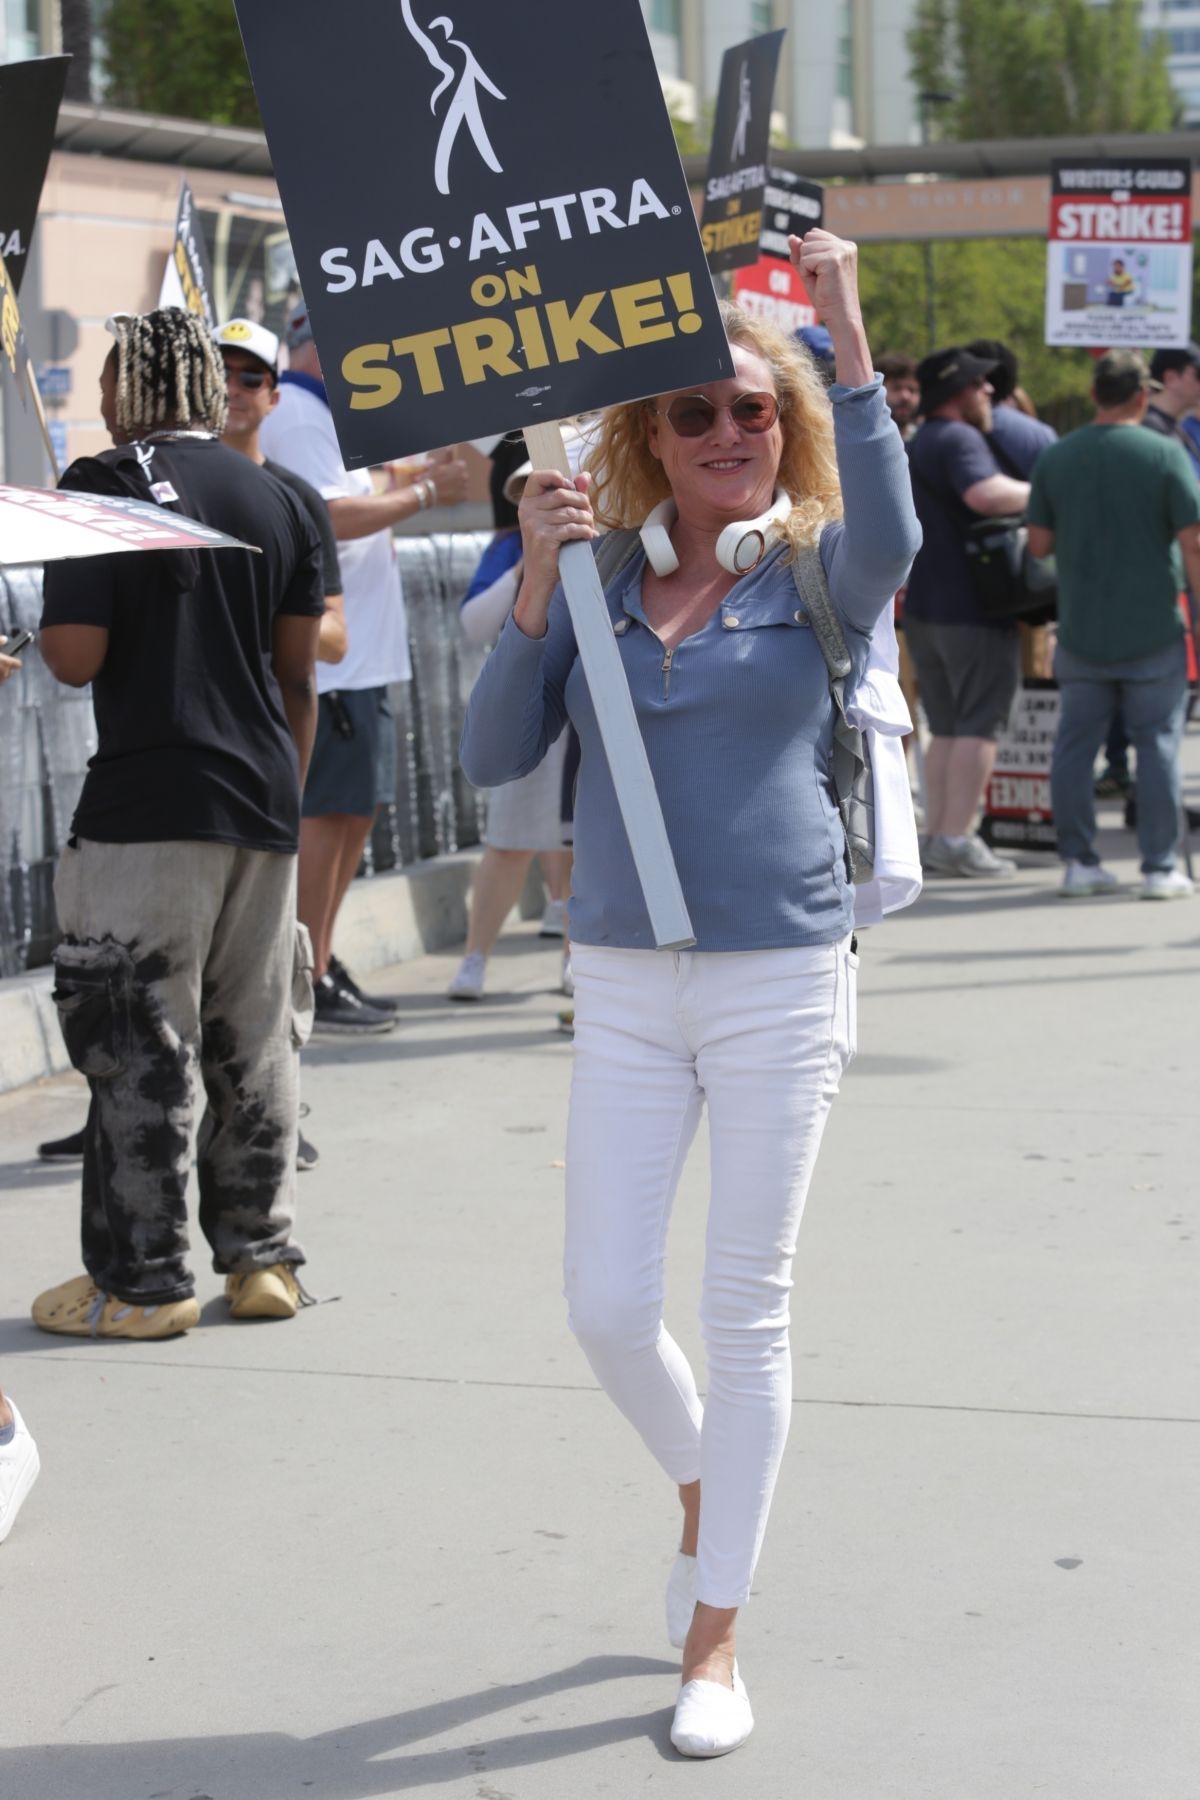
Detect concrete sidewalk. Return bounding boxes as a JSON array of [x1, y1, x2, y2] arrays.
[[0, 787, 1197, 1797]]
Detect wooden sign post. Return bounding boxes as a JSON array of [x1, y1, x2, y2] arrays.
[[524, 420, 695, 950]]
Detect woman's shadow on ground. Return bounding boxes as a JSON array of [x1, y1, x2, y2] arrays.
[[0, 1654, 681, 1799]]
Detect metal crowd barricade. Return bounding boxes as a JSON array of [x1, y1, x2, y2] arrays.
[[0, 530, 496, 974]]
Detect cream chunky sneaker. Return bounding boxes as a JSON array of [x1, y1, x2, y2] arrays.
[[31, 1274, 199, 1339], [225, 1264, 306, 1320]]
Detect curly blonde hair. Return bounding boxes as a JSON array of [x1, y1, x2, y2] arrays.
[[587, 301, 843, 559]]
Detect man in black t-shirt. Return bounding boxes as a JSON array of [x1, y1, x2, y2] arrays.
[[33, 308, 323, 1342]]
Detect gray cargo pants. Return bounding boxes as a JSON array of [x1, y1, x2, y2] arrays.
[[52, 839, 314, 1305]]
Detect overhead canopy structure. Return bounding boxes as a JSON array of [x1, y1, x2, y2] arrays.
[[685, 131, 1200, 185], [54, 100, 273, 176], [52, 101, 1200, 189]]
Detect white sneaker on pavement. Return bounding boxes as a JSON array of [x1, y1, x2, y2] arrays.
[[539, 899, 567, 938], [446, 952, 488, 1000], [0, 1401, 40, 1545], [1138, 869, 1195, 901], [1059, 861, 1120, 898], [671, 1661, 754, 1758], [925, 835, 1016, 878]]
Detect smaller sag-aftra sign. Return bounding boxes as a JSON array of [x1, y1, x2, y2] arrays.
[[1045, 159, 1193, 348]]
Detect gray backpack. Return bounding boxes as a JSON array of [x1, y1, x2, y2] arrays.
[[593, 532, 875, 885]]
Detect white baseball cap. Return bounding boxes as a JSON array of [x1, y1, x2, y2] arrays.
[[213, 317, 280, 374]]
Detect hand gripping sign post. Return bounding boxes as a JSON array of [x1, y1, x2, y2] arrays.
[[234, 0, 736, 949], [1045, 159, 1193, 349]]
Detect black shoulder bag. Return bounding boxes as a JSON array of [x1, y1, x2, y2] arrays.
[[960, 432, 1057, 625]]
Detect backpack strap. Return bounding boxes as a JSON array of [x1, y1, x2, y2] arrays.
[[593, 526, 643, 591], [790, 543, 870, 882]]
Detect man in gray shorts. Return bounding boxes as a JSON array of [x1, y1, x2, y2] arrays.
[[905, 346, 1030, 877]]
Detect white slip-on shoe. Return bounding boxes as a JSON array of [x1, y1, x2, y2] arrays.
[[666, 1551, 696, 1649], [0, 1401, 40, 1545], [671, 1661, 754, 1759]]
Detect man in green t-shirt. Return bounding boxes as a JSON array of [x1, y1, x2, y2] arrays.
[[1028, 349, 1198, 900]]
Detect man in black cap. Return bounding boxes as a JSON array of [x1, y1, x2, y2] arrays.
[[904, 346, 1030, 877]]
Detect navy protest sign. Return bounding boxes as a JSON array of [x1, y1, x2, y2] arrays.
[[699, 31, 786, 274], [761, 169, 824, 260], [0, 55, 70, 295], [233, 0, 732, 467]]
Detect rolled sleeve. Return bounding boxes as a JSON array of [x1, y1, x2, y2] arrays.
[[822, 374, 923, 632]]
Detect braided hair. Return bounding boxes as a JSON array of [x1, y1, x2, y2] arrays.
[[108, 307, 228, 437]]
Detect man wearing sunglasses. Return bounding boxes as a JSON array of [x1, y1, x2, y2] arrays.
[[215, 319, 347, 669]]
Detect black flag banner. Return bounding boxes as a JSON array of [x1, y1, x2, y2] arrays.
[[699, 31, 786, 274], [159, 178, 218, 329], [0, 55, 70, 295], [232, 0, 732, 467]]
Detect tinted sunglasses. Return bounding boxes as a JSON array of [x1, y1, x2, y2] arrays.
[[225, 366, 274, 391], [655, 391, 780, 438]]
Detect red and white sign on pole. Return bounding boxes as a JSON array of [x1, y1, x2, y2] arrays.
[[732, 256, 816, 334], [1045, 158, 1193, 349]]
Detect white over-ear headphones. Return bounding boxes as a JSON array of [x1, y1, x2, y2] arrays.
[[640, 489, 792, 577]]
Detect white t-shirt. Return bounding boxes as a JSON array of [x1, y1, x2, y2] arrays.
[[259, 376, 410, 691]]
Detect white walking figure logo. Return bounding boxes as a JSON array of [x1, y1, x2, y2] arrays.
[[400, 0, 506, 197], [731, 61, 752, 160]]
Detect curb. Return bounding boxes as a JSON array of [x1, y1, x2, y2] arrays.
[[0, 849, 511, 1099]]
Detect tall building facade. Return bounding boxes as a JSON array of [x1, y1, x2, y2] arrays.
[[1142, 0, 1200, 123], [642, 0, 921, 149], [0, 0, 56, 61]]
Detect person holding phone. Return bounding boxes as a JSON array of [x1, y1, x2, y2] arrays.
[[0, 631, 32, 679], [461, 231, 920, 1757]]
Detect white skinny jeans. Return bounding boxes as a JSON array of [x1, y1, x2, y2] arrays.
[[564, 936, 856, 1609]]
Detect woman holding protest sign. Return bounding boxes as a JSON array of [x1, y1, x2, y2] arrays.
[[461, 229, 920, 1758]]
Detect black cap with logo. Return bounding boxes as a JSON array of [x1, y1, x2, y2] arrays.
[[916, 346, 998, 413]]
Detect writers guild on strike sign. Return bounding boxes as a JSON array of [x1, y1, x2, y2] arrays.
[[1045, 158, 1194, 349], [234, 0, 731, 466]]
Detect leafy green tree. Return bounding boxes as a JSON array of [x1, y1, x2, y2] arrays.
[[909, 0, 1179, 139], [102, 0, 261, 128], [859, 235, 1097, 421]]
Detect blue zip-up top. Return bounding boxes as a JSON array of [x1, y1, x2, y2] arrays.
[[460, 375, 921, 951]]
